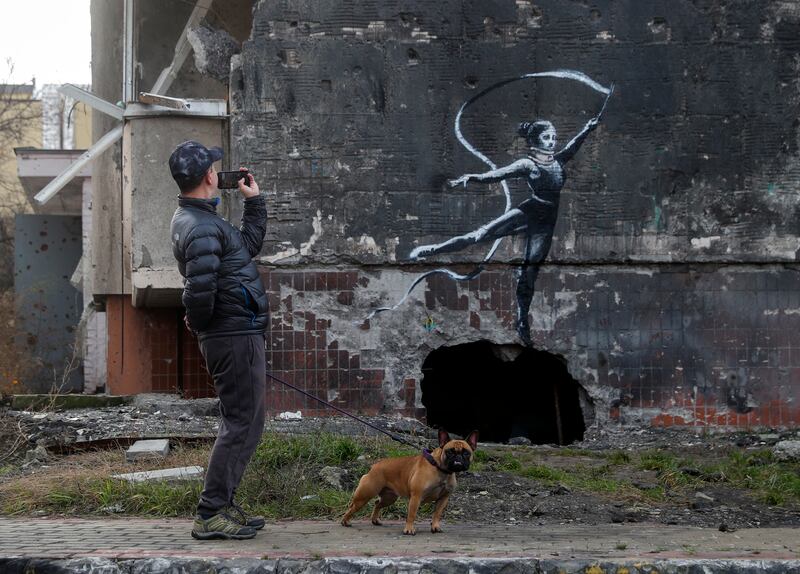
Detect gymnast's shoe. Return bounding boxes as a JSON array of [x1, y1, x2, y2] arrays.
[[516, 317, 532, 347], [409, 244, 436, 260]]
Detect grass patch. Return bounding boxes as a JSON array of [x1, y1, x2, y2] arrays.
[[634, 448, 800, 506], [0, 450, 204, 516], [468, 450, 523, 473], [711, 450, 800, 506], [513, 460, 632, 495], [4, 433, 797, 520], [606, 450, 631, 465], [0, 432, 424, 520], [518, 463, 568, 483]]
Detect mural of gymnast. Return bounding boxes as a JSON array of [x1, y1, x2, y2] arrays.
[[409, 111, 605, 346]]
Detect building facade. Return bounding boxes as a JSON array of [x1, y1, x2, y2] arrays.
[[89, 0, 800, 442]]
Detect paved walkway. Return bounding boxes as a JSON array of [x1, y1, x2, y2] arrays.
[[0, 517, 798, 561]]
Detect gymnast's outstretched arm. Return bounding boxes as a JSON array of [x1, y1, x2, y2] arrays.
[[555, 116, 599, 163], [448, 158, 537, 187]]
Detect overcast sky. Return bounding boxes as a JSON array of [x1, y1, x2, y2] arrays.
[[0, 0, 91, 87]]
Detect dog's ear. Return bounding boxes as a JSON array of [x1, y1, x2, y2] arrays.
[[465, 430, 479, 451], [438, 429, 451, 447]]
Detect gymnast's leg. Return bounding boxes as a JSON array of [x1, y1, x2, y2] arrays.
[[409, 209, 527, 260], [515, 231, 552, 346]]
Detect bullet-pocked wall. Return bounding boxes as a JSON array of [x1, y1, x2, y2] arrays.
[[231, 0, 800, 429]]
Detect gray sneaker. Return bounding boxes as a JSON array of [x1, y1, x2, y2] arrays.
[[191, 512, 257, 540]]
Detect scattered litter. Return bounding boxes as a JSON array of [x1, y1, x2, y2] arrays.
[[99, 504, 125, 514], [277, 411, 302, 421]]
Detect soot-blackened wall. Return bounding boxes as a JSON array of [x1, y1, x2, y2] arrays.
[[232, 1, 800, 428]]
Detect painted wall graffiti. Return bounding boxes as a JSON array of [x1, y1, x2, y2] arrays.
[[372, 71, 613, 345], [233, 0, 800, 428]]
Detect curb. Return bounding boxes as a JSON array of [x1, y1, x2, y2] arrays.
[[2, 556, 800, 574]]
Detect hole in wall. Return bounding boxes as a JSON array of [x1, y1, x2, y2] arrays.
[[420, 340, 592, 445]]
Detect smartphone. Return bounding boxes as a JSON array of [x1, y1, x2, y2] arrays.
[[217, 170, 248, 189]]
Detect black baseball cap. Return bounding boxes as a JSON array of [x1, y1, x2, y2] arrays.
[[168, 140, 223, 189]]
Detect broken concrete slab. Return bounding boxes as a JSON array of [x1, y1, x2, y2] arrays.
[[125, 439, 170, 462], [11, 394, 133, 411], [132, 393, 219, 417], [774, 440, 800, 461], [111, 466, 204, 484], [187, 24, 240, 83]]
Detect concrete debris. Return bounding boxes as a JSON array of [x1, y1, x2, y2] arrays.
[[5, 402, 435, 459], [691, 492, 716, 511], [277, 410, 303, 421], [132, 394, 219, 418], [508, 436, 532, 446], [773, 440, 800, 461], [319, 466, 348, 490], [98, 504, 124, 514], [125, 439, 170, 462], [11, 394, 132, 411], [187, 24, 240, 83], [23, 445, 49, 464], [111, 466, 204, 484]]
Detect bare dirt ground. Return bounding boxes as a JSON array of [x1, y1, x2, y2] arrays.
[[1, 395, 798, 530]]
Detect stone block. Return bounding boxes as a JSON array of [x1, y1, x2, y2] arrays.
[[773, 440, 800, 462], [112, 466, 204, 484], [125, 439, 170, 462]]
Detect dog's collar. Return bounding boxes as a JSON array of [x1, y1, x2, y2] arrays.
[[422, 449, 454, 474]]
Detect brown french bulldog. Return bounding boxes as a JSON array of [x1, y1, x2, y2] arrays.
[[341, 429, 478, 535]]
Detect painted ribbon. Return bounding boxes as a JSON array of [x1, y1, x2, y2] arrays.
[[366, 70, 613, 320]]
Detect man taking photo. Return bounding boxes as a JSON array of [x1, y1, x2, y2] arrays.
[[168, 141, 269, 540]]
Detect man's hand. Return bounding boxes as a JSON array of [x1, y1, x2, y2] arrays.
[[237, 167, 260, 199]]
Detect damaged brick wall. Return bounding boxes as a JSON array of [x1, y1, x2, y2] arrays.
[[230, 0, 800, 429]]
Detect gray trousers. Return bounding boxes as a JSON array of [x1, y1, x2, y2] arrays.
[[197, 333, 266, 515]]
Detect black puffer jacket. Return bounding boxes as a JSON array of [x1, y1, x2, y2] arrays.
[[170, 195, 269, 340]]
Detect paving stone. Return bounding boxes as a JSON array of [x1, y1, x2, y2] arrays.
[[125, 439, 170, 462], [112, 465, 204, 483]]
